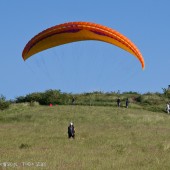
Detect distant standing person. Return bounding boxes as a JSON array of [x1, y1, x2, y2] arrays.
[[166, 103, 170, 114], [126, 98, 129, 108], [117, 98, 121, 107], [72, 97, 75, 105]]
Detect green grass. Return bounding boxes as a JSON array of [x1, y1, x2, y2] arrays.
[[0, 104, 170, 169]]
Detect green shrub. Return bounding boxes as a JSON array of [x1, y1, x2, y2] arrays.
[[162, 88, 170, 99], [135, 95, 144, 103], [15, 96, 26, 103], [0, 95, 10, 110], [38, 89, 71, 105]]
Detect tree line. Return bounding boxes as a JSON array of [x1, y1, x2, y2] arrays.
[[1, 88, 170, 111]]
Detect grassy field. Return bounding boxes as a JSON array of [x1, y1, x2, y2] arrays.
[[0, 104, 170, 169]]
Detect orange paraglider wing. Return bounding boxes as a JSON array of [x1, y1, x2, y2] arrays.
[[22, 21, 145, 69]]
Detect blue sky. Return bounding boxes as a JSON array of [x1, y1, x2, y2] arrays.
[[1, 0, 170, 99]]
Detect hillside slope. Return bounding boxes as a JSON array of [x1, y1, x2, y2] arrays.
[[0, 104, 170, 169]]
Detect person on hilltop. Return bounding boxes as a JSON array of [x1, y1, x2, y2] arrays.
[[166, 103, 170, 114], [117, 98, 121, 107], [72, 96, 75, 105], [126, 98, 129, 108], [68, 122, 75, 139]]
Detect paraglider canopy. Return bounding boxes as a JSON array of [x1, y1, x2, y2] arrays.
[[22, 21, 145, 69]]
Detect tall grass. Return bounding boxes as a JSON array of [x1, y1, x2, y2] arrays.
[[0, 104, 170, 169]]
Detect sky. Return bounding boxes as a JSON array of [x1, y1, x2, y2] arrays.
[[1, 0, 170, 99]]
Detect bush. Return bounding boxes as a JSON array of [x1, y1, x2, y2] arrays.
[[135, 95, 144, 103], [39, 89, 71, 105], [0, 95, 10, 110], [162, 88, 170, 99], [25, 92, 43, 102]]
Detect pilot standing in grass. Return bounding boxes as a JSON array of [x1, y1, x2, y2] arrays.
[[68, 122, 75, 139]]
